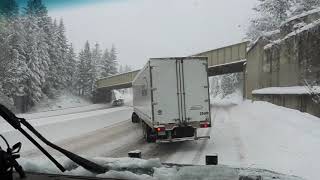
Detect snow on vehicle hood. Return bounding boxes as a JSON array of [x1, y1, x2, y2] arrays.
[[18, 157, 303, 180]]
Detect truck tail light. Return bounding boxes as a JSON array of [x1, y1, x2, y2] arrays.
[[200, 122, 210, 128], [156, 127, 165, 132]]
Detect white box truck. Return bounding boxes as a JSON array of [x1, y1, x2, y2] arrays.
[[131, 57, 211, 143]]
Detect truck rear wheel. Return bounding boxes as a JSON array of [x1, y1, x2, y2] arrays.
[[131, 112, 140, 123], [142, 122, 155, 143]]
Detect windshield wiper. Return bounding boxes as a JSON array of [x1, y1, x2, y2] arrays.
[[0, 104, 107, 174]]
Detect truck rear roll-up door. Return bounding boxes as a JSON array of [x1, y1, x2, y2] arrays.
[[151, 60, 180, 124], [181, 59, 210, 123], [150, 58, 210, 126]]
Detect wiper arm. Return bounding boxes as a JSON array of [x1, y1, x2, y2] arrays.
[[0, 104, 107, 174]]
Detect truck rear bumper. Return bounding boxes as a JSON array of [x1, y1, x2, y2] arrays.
[[156, 135, 210, 143]]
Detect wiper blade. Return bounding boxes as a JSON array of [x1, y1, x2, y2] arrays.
[[0, 104, 107, 174]]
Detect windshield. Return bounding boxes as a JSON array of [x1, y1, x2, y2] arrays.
[[0, 0, 319, 180]]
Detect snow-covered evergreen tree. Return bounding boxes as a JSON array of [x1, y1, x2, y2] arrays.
[[26, 0, 47, 17], [247, 0, 294, 41], [23, 15, 49, 105], [119, 64, 132, 73], [100, 45, 118, 77], [43, 18, 70, 96], [292, 0, 320, 15], [0, 0, 19, 18], [65, 44, 77, 92], [91, 43, 102, 78], [1, 18, 28, 99], [247, 0, 320, 41], [100, 48, 110, 77], [56, 19, 69, 86], [77, 41, 93, 96], [109, 45, 118, 75], [0, 0, 85, 111]]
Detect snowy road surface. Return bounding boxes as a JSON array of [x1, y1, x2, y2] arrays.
[[0, 105, 132, 153], [1, 101, 319, 179]]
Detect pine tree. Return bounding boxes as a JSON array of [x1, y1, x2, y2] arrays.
[[77, 41, 93, 96], [26, 0, 47, 17], [56, 19, 68, 87], [247, 0, 294, 41], [247, 0, 320, 41], [0, 0, 90, 110], [23, 15, 49, 105], [65, 44, 77, 91], [23, 0, 50, 105], [0, 0, 30, 108], [119, 64, 132, 73], [0, 0, 19, 18], [1, 17, 28, 99], [92, 43, 102, 78], [109, 45, 118, 75], [100, 45, 119, 77], [43, 19, 59, 95], [292, 0, 320, 15], [101, 48, 110, 77]]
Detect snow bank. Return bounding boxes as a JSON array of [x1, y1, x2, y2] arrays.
[[30, 91, 92, 113], [17, 103, 111, 120], [230, 100, 320, 180], [252, 86, 320, 95], [18, 157, 303, 180], [18, 157, 159, 179]]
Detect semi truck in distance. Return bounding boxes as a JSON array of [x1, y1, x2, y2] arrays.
[[131, 57, 211, 142]]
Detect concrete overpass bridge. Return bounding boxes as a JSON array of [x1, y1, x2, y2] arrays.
[[94, 41, 248, 103]]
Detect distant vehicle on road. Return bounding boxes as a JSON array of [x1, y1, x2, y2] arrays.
[[111, 90, 125, 106], [112, 99, 124, 106], [131, 57, 211, 143]]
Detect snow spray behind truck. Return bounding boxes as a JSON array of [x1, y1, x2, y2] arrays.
[[131, 57, 211, 142]]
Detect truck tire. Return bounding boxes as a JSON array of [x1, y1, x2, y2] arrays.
[[142, 122, 155, 143], [131, 112, 140, 123]]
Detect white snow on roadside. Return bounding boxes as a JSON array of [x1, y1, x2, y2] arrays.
[[18, 157, 303, 180], [252, 86, 320, 95], [17, 104, 111, 120], [164, 99, 319, 180], [30, 91, 92, 113], [0, 106, 130, 134], [1, 87, 318, 180], [223, 100, 320, 180], [0, 106, 133, 153]]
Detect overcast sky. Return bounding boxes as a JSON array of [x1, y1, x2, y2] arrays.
[[49, 0, 257, 69]]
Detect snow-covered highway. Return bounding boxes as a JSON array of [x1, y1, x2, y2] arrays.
[[1, 102, 319, 180], [0, 105, 133, 154]]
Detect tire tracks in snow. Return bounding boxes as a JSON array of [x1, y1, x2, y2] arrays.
[[22, 120, 138, 157], [191, 128, 211, 164], [225, 106, 247, 164]]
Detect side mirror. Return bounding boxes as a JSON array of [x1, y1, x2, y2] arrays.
[[12, 142, 22, 154]]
